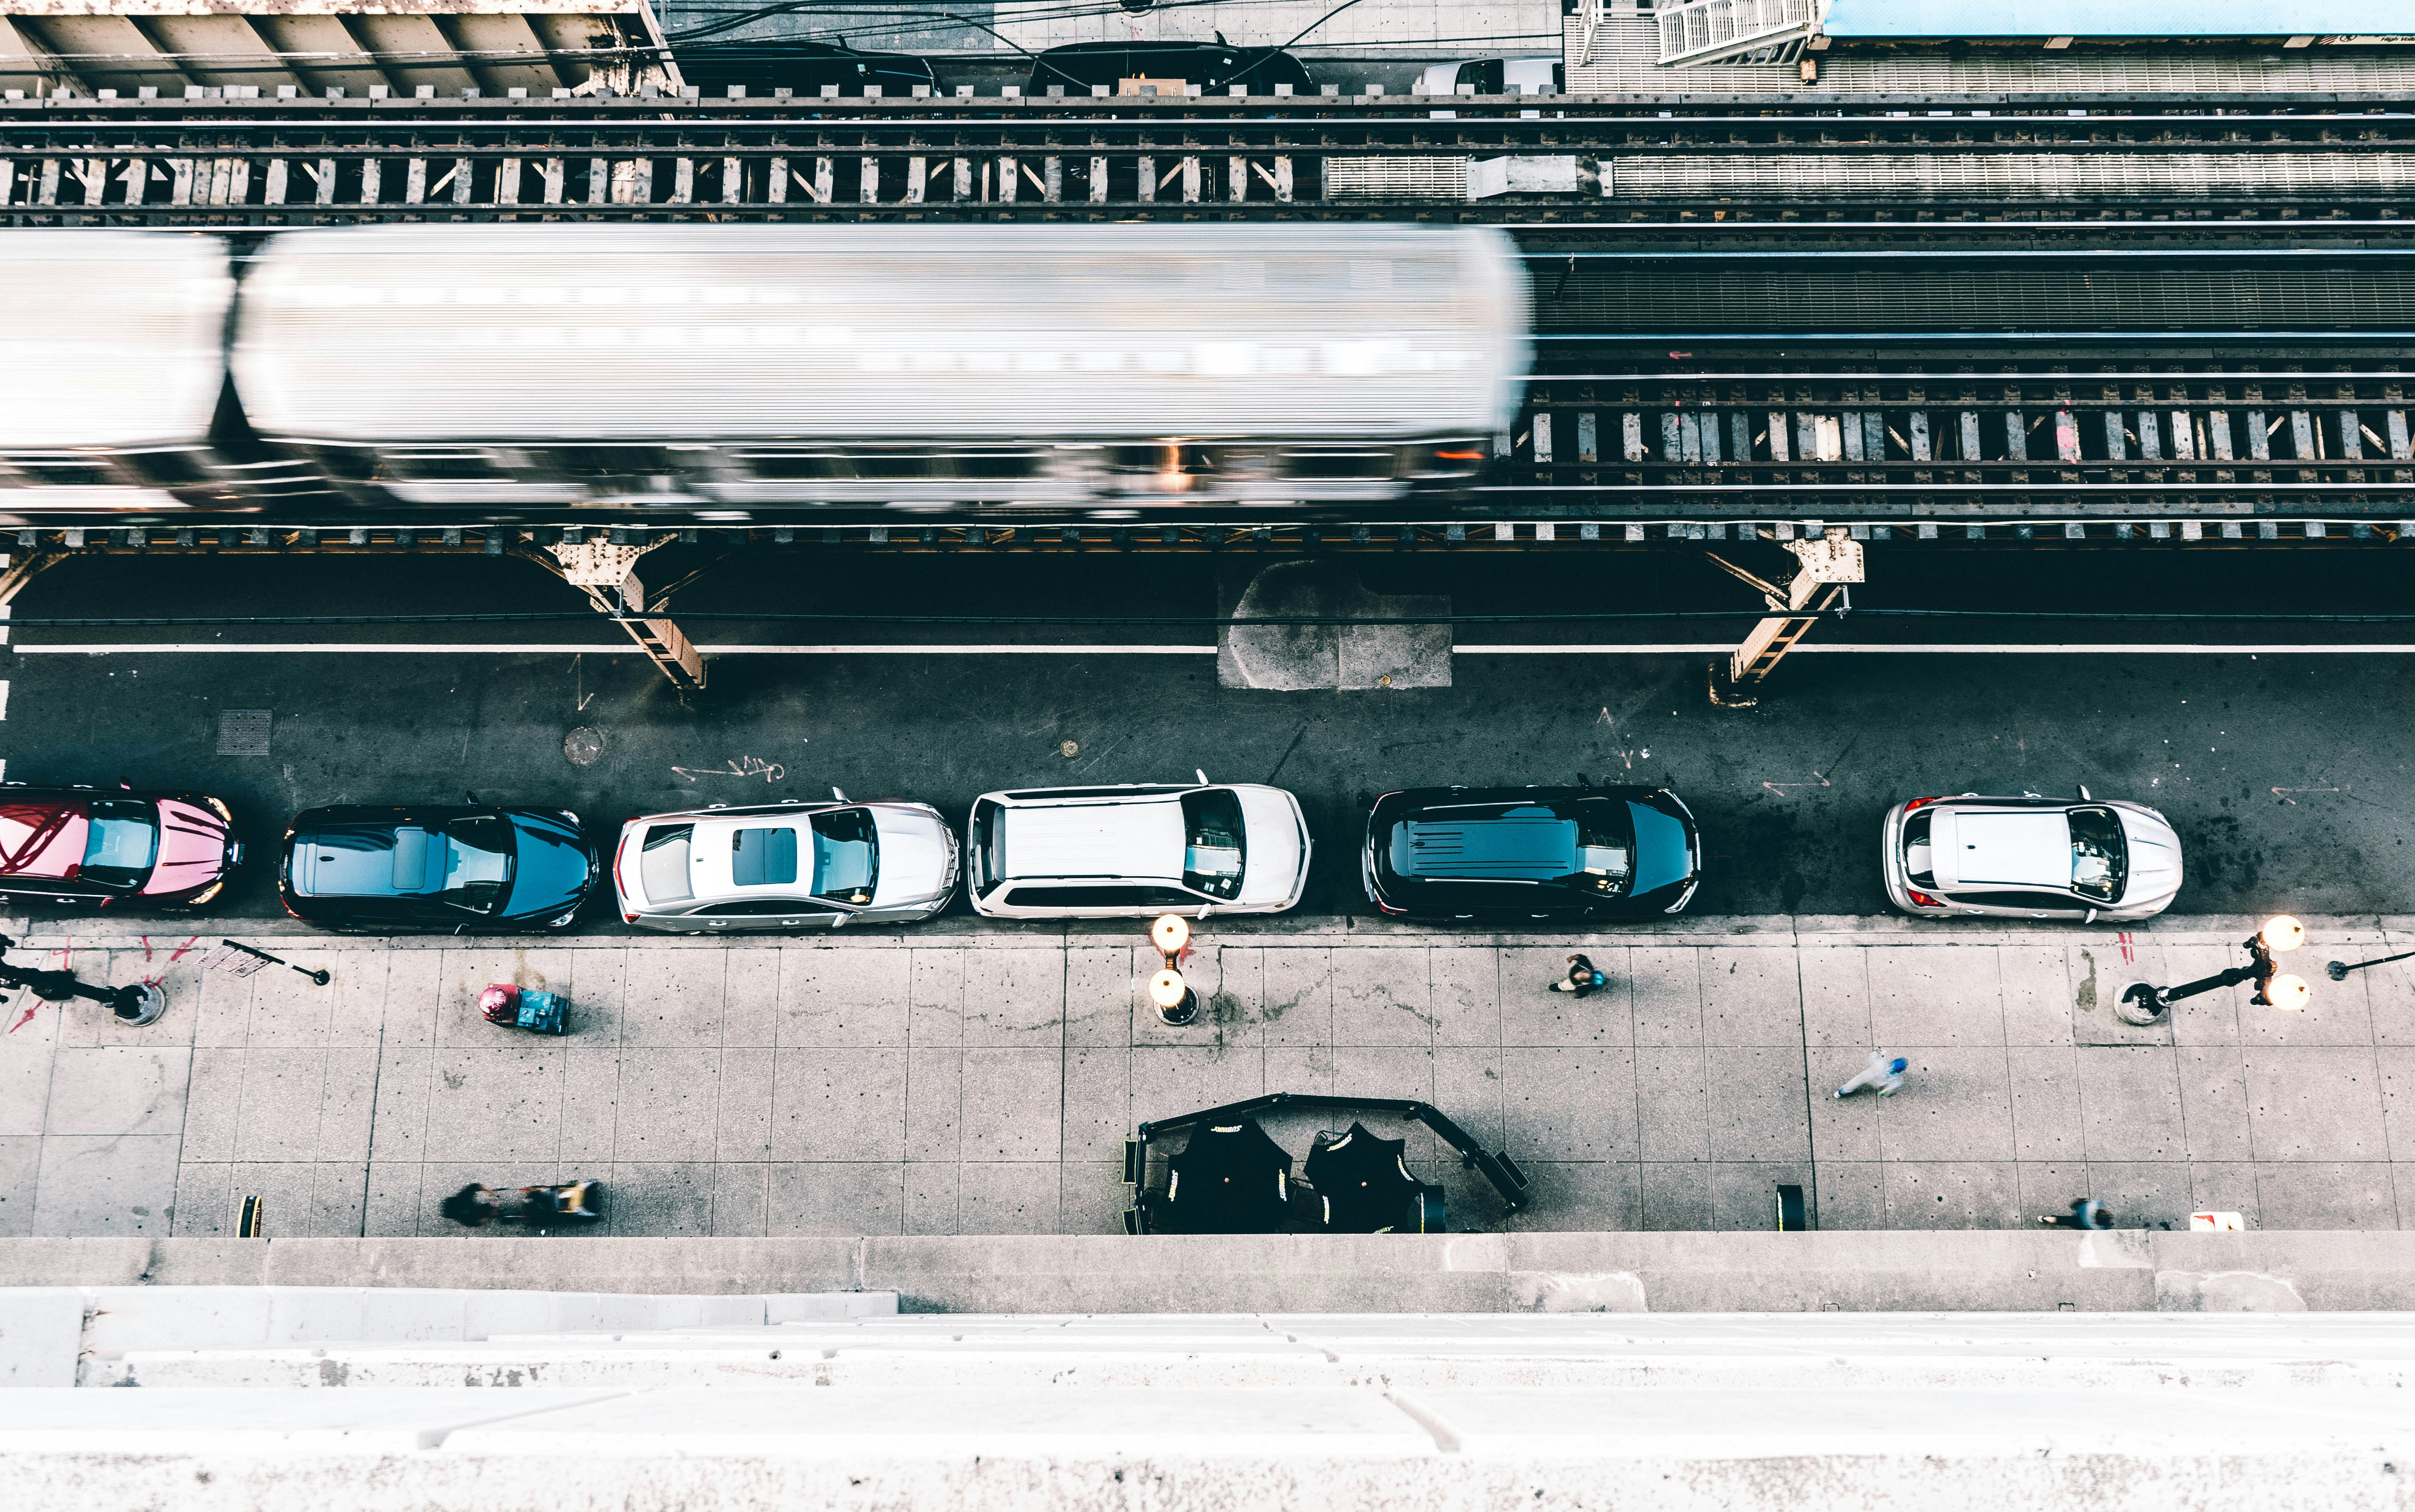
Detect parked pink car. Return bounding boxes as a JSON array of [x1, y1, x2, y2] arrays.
[[0, 785, 242, 910]]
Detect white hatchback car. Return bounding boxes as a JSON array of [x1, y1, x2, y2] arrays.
[[967, 776, 1310, 919], [1880, 790, 2184, 923], [613, 794, 957, 932]]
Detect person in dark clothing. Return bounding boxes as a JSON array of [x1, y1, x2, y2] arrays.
[[1551, 953, 1608, 997], [2040, 1197, 2113, 1230], [439, 1184, 504, 1227]]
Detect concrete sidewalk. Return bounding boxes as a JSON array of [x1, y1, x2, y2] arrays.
[[2, 915, 2411, 1241]]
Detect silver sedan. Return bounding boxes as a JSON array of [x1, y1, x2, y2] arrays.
[[611, 795, 957, 933], [1880, 790, 2184, 923]]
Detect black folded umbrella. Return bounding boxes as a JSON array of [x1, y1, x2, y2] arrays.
[[1157, 1118, 1294, 1234], [1303, 1121, 1425, 1233]]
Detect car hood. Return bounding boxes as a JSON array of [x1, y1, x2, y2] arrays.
[[1628, 799, 1694, 897], [505, 811, 593, 918], [1235, 786, 1307, 906], [141, 799, 231, 894], [2117, 807, 2185, 907], [869, 806, 951, 906]]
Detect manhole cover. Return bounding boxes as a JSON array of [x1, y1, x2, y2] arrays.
[[1059, 740, 1080, 758], [564, 726, 606, 767], [217, 709, 272, 757]]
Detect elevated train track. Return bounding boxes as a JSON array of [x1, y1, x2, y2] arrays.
[[7, 93, 2415, 224]]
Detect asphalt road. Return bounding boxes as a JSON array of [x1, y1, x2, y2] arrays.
[[5, 541, 2409, 928]]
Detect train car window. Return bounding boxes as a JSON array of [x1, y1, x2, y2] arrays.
[[383, 451, 516, 481], [3, 455, 120, 487]]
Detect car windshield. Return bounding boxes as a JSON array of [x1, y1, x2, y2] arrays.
[[2069, 807, 2127, 902], [438, 815, 513, 912], [1180, 789, 1247, 898], [80, 799, 159, 889], [809, 808, 878, 906], [641, 823, 694, 902]]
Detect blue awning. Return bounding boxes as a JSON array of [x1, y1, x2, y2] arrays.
[[1821, 0, 2411, 38]]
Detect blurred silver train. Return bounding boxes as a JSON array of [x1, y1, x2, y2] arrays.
[[0, 225, 1532, 521]]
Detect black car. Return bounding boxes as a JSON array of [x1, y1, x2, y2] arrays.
[[674, 40, 943, 99], [1024, 41, 1313, 96], [279, 805, 598, 932], [1362, 786, 1700, 920]]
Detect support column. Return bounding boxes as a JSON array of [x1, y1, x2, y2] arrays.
[[518, 536, 706, 695]]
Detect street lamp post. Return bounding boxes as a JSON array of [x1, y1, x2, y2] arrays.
[[2118, 915, 2309, 1026], [0, 932, 165, 1027], [1147, 914, 1198, 1026], [2325, 948, 2415, 983]]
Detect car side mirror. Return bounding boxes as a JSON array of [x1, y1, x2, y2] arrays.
[[2084, 908, 2098, 923], [2078, 785, 2091, 800]]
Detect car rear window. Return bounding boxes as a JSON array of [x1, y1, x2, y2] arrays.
[[732, 826, 800, 887], [641, 823, 694, 902]]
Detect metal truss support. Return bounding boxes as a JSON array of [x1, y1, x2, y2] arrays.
[[1703, 526, 1864, 707], [0, 549, 65, 655], [514, 534, 706, 695]]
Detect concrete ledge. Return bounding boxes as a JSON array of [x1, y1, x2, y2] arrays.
[[8, 1233, 2415, 1312], [0, 1383, 2408, 1512]]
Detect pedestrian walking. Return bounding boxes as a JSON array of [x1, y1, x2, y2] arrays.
[[1551, 953, 1608, 998], [1833, 1051, 1908, 1099], [2039, 1198, 2112, 1230]]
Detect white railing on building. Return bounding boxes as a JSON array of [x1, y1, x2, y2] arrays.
[[1655, 0, 1821, 66]]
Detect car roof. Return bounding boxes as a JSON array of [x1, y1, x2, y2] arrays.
[[1940, 809, 2071, 889], [1394, 811, 1575, 880], [0, 798, 88, 879], [999, 798, 1186, 882]]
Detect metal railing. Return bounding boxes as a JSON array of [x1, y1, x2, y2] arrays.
[[1655, 0, 1821, 66]]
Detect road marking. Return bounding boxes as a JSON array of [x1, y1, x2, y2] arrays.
[[1763, 773, 1831, 795], [2271, 786, 2343, 804], [1457, 644, 2415, 655], [671, 756, 786, 784], [14, 641, 2415, 658], [13, 644, 1221, 656], [0, 678, 9, 720]]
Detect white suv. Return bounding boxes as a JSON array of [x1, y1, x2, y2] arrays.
[[967, 776, 1311, 919]]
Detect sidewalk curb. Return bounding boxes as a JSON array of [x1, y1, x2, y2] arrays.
[[9, 912, 2411, 951]]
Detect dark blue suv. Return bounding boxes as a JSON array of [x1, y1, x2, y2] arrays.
[[1362, 786, 1699, 920]]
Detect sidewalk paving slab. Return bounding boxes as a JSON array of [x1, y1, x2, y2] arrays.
[[3, 915, 2413, 1238]]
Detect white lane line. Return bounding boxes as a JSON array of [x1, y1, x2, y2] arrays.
[[13, 643, 1219, 656], [0, 679, 9, 720], [1458, 644, 2415, 655], [12, 641, 2411, 658]]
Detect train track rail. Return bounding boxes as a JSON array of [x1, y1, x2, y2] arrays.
[[8, 95, 2415, 224]]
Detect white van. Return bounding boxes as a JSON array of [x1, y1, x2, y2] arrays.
[[967, 778, 1311, 918]]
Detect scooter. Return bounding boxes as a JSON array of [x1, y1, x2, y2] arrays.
[[438, 1180, 603, 1229], [478, 983, 568, 1035]]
